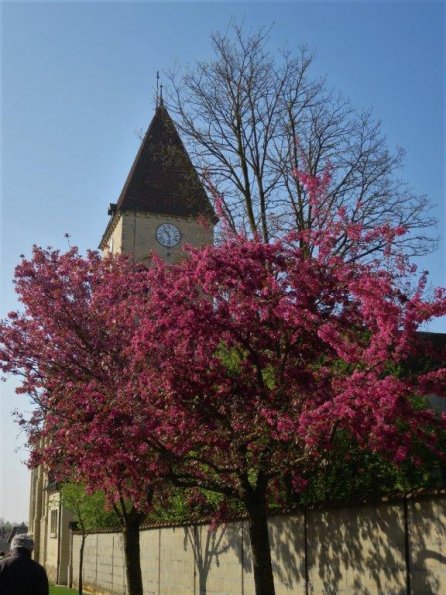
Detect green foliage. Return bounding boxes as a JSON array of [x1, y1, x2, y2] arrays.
[[218, 343, 277, 389], [60, 483, 120, 532], [145, 487, 245, 525], [145, 489, 191, 524], [216, 343, 242, 375], [296, 431, 445, 506]]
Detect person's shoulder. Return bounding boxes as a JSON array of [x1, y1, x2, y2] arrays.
[[0, 555, 14, 571], [30, 558, 47, 572]]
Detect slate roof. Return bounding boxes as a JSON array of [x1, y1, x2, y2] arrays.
[[100, 103, 215, 248]]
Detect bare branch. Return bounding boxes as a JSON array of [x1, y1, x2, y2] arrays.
[[166, 21, 437, 258]]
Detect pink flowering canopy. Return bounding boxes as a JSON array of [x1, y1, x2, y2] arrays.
[[0, 247, 162, 509], [0, 168, 445, 514], [131, 184, 446, 498], [1, 168, 446, 595]]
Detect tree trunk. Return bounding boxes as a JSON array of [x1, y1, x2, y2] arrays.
[[122, 511, 143, 595], [78, 533, 85, 595], [245, 495, 276, 595]]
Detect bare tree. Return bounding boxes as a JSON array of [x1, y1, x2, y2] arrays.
[[166, 22, 436, 259]]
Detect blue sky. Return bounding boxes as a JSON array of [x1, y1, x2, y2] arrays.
[[1, 0, 444, 522]]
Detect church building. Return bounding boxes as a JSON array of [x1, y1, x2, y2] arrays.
[[28, 101, 216, 585]]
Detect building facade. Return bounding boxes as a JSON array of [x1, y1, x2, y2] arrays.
[[28, 101, 215, 584]]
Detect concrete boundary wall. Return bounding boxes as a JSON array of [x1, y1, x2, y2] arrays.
[[71, 492, 445, 594]]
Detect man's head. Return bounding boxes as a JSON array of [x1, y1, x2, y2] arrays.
[[10, 534, 34, 552]]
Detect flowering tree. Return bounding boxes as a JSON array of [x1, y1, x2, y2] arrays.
[[0, 248, 159, 595], [1, 170, 445, 595], [130, 174, 446, 594]]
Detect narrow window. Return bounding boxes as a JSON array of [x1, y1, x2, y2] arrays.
[[50, 509, 58, 538]]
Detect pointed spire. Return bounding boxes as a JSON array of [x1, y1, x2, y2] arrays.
[[107, 104, 215, 221]]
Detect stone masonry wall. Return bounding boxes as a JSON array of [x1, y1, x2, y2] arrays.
[[102, 211, 213, 264], [71, 492, 445, 595]]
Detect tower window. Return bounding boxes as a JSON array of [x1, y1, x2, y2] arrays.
[[50, 509, 58, 538]]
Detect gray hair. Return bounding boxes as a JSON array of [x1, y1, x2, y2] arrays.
[[11, 534, 34, 551]]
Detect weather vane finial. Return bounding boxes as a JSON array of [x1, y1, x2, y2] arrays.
[[155, 71, 164, 107]]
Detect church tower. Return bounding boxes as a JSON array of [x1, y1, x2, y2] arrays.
[[99, 102, 215, 261]]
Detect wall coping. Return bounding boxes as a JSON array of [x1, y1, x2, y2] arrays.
[[72, 486, 446, 535]]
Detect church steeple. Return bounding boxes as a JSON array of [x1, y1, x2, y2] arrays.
[[99, 105, 215, 261]]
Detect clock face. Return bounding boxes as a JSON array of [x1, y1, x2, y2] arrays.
[[156, 223, 181, 248]]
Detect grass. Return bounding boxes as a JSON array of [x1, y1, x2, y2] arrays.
[[49, 587, 79, 595]]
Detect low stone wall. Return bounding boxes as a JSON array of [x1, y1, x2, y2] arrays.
[[71, 491, 446, 594]]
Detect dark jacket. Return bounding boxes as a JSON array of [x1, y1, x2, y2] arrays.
[[0, 548, 49, 595]]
